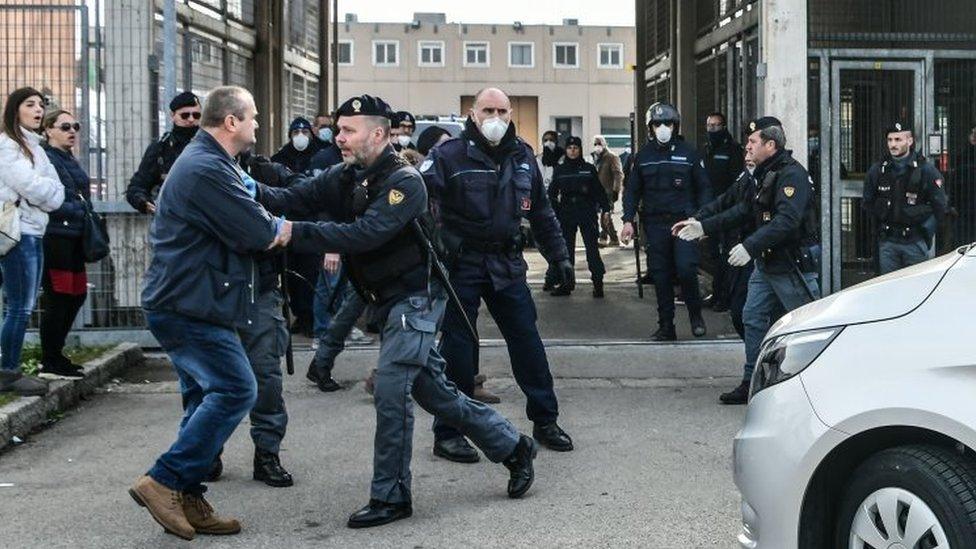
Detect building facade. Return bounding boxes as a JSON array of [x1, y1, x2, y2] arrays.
[[334, 13, 636, 151]]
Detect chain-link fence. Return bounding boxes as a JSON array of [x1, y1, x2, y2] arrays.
[[1, 0, 325, 336]]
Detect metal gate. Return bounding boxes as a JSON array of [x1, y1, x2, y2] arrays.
[[817, 49, 976, 293]]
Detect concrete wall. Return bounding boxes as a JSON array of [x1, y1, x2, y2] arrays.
[[336, 19, 635, 150]]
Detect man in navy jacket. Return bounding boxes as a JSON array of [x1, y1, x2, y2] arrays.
[[130, 86, 285, 540]]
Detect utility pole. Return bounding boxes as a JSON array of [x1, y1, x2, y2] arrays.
[[162, 0, 177, 130]]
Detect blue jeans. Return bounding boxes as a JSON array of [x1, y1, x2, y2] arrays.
[[146, 310, 257, 494], [741, 267, 820, 382], [312, 267, 341, 337], [1, 235, 43, 371], [435, 278, 558, 441], [878, 239, 928, 275]]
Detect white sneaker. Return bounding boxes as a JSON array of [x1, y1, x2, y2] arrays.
[[346, 327, 375, 346]]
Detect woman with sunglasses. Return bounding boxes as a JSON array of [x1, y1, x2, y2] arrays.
[[38, 110, 91, 379], [0, 87, 66, 396]]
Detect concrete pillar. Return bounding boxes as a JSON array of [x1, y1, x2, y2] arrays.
[[673, 0, 697, 145], [759, 0, 808, 162], [254, 0, 284, 156], [317, 0, 330, 115]]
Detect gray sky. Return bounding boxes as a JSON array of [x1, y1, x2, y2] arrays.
[[336, 0, 636, 27]]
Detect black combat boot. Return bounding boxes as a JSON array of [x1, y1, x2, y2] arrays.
[[719, 381, 750, 405], [432, 437, 480, 463], [550, 285, 572, 296], [651, 324, 677, 342], [592, 278, 604, 298], [503, 434, 538, 499], [347, 499, 412, 528], [532, 422, 574, 452], [253, 449, 294, 487], [689, 312, 707, 338]]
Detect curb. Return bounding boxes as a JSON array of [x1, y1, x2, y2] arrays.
[[0, 342, 144, 450]]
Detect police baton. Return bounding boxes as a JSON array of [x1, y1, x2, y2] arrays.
[[280, 250, 295, 375], [632, 219, 644, 299], [410, 220, 479, 344]]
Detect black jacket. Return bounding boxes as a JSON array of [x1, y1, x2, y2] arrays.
[[43, 144, 91, 239], [700, 130, 744, 197], [696, 169, 756, 240], [257, 147, 430, 306], [701, 150, 818, 272], [548, 157, 611, 214], [863, 151, 947, 242], [271, 141, 321, 175], [142, 130, 279, 327], [126, 126, 196, 213]]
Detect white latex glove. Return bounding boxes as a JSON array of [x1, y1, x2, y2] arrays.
[[676, 219, 704, 241], [728, 243, 751, 267]]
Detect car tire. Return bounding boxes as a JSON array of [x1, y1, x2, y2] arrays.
[[834, 444, 976, 549]]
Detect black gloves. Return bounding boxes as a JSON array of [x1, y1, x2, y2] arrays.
[[555, 259, 576, 291], [247, 155, 292, 188]]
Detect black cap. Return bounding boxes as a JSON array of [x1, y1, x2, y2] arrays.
[[746, 116, 783, 133], [542, 130, 558, 140], [394, 111, 416, 127], [885, 121, 913, 136], [335, 94, 394, 120], [289, 117, 312, 134], [565, 136, 583, 148], [416, 125, 451, 156], [169, 91, 200, 112]]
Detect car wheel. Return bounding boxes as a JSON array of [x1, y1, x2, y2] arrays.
[[835, 444, 976, 549]]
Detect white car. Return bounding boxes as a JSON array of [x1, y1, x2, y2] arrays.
[[734, 243, 976, 548]]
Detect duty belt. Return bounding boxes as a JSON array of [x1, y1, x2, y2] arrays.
[[881, 224, 922, 241], [461, 235, 525, 254]]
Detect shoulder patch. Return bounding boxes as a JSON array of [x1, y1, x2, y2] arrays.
[[935, 178, 943, 188], [388, 189, 405, 205], [419, 159, 433, 173], [783, 186, 795, 198]]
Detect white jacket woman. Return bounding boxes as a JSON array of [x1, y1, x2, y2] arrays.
[[0, 128, 65, 235]]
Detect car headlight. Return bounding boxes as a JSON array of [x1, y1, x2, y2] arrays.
[[750, 326, 844, 397]]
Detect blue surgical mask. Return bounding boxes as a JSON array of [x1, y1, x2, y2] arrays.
[[318, 128, 333, 143]]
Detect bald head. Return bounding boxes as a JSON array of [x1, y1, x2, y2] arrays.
[[471, 87, 512, 125]]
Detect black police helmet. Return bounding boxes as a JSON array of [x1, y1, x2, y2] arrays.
[[646, 102, 680, 127]]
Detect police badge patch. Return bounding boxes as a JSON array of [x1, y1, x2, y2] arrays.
[[389, 189, 405, 205], [419, 159, 433, 172], [783, 186, 795, 198]]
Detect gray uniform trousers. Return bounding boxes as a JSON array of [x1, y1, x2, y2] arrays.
[[237, 287, 290, 454], [372, 292, 520, 504], [878, 239, 929, 274]]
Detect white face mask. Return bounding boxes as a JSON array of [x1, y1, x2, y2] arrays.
[[396, 135, 411, 148], [543, 140, 556, 151], [593, 145, 605, 155], [318, 128, 333, 142], [292, 133, 310, 151], [480, 117, 509, 143], [654, 125, 673, 144]]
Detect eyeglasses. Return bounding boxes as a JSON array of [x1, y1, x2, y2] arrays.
[[179, 112, 202, 120], [57, 122, 81, 132]]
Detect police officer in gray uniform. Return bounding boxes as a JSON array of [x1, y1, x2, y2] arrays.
[[863, 122, 947, 274], [257, 95, 538, 529]]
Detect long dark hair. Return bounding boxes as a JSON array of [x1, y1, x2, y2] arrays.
[[2, 87, 45, 165]]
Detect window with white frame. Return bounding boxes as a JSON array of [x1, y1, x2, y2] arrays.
[[553, 42, 579, 68], [598, 43, 623, 69], [372, 40, 399, 66], [509, 42, 534, 68], [418, 40, 444, 67], [463, 42, 489, 67], [336, 40, 353, 65]]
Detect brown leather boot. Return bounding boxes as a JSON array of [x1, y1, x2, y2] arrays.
[[182, 493, 242, 535], [473, 377, 501, 404], [128, 475, 195, 540]]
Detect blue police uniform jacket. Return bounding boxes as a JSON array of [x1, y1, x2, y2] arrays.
[[421, 136, 569, 290], [623, 137, 712, 223]]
